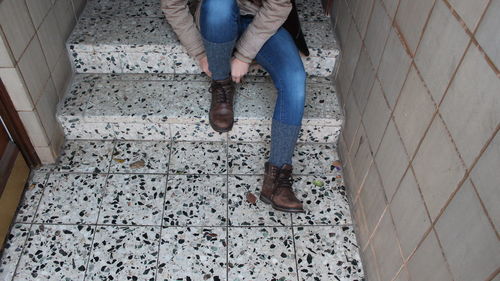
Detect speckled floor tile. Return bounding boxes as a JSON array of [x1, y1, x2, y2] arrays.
[[296, 0, 329, 22], [294, 226, 364, 281], [234, 83, 276, 122], [74, 51, 124, 73], [109, 141, 171, 173], [85, 226, 160, 281], [293, 143, 339, 175], [169, 142, 227, 174], [15, 172, 49, 223], [299, 125, 341, 143], [303, 83, 343, 126], [163, 175, 227, 226], [228, 142, 270, 174], [157, 227, 226, 280], [62, 121, 115, 140], [14, 224, 94, 281], [99, 174, 166, 225], [34, 174, 107, 224], [228, 175, 292, 226], [171, 122, 227, 141], [122, 52, 176, 73], [113, 122, 170, 140], [55, 141, 114, 173], [228, 227, 297, 280], [229, 123, 272, 142], [0, 224, 30, 280], [292, 176, 351, 225]]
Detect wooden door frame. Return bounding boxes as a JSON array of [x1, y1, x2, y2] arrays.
[[0, 79, 41, 171]]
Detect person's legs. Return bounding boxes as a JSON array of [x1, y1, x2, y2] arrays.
[[200, 0, 240, 132], [200, 0, 239, 80], [238, 18, 307, 212], [251, 23, 306, 168]]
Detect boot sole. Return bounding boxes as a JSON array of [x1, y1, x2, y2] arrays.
[[259, 194, 305, 213]]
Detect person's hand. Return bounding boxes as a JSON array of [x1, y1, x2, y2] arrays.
[[198, 55, 212, 77], [231, 58, 250, 83]]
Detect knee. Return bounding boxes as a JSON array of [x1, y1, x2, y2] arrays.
[[282, 67, 306, 103], [201, 0, 237, 25]]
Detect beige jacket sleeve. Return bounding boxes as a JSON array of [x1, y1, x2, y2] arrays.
[[234, 0, 292, 63], [160, 0, 205, 60]]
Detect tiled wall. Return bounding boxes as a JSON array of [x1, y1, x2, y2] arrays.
[[0, 0, 86, 164], [333, 0, 499, 280]]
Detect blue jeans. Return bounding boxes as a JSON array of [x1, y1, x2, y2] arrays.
[[200, 0, 306, 126]]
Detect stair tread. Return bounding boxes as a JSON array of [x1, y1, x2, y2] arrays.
[[67, 0, 339, 76]]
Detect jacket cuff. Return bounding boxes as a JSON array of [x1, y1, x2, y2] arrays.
[[234, 50, 253, 64]]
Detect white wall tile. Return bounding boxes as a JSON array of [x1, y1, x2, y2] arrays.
[[414, 0, 470, 103], [51, 53, 73, 99], [440, 44, 500, 166], [362, 79, 390, 152], [18, 110, 51, 147], [395, 0, 436, 54], [448, 0, 489, 31], [407, 231, 453, 281], [0, 0, 36, 61], [17, 35, 50, 104], [37, 8, 65, 71], [372, 211, 403, 281], [35, 79, 61, 143], [54, 0, 76, 40], [476, 0, 500, 70], [0, 67, 34, 111], [435, 180, 500, 281], [412, 116, 466, 220], [0, 28, 14, 67], [470, 132, 500, 231]]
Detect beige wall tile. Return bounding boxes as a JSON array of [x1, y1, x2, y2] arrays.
[[390, 168, 431, 259], [25, 0, 53, 29], [395, 0, 435, 54], [351, 48, 376, 113], [54, 0, 76, 40], [359, 164, 387, 233], [18, 35, 51, 104], [377, 28, 412, 109], [414, 0, 470, 103], [393, 66, 436, 158], [34, 145, 57, 164], [393, 267, 410, 281], [35, 79, 60, 143], [0, 0, 36, 61], [52, 53, 73, 99], [364, 0, 392, 68], [441, 41, 500, 167], [0, 28, 14, 67], [380, 0, 398, 18], [353, 0, 374, 37], [351, 125, 373, 182], [375, 120, 409, 200], [362, 79, 390, 152], [407, 231, 453, 281], [363, 246, 381, 281], [448, 0, 489, 31], [470, 132, 500, 231], [435, 180, 500, 281], [337, 23, 363, 97], [412, 116, 465, 220], [372, 211, 403, 281], [343, 91, 362, 152], [18, 110, 50, 147], [0, 67, 34, 111], [476, 0, 500, 70], [72, 0, 87, 18], [336, 0, 352, 46], [38, 8, 65, 71]]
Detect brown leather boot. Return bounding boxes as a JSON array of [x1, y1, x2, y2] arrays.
[[260, 162, 305, 213], [209, 78, 235, 132]]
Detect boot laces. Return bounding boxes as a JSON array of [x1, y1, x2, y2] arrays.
[[276, 170, 293, 190], [210, 81, 233, 104]]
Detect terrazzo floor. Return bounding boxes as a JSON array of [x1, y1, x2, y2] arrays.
[[0, 139, 364, 280]]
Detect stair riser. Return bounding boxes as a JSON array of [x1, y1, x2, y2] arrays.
[[70, 49, 338, 77], [59, 120, 341, 143]]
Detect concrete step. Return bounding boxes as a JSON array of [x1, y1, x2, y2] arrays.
[[67, 0, 339, 76], [57, 73, 343, 142]]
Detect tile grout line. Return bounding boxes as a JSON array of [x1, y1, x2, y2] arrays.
[[9, 171, 52, 280], [291, 214, 301, 281], [153, 135, 174, 281], [225, 134, 230, 281], [82, 140, 117, 281]]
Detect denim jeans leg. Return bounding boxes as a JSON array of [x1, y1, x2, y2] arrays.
[[200, 0, 240, 80]]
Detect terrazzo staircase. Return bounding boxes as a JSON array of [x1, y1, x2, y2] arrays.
[[58, 0, 343, 142]]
